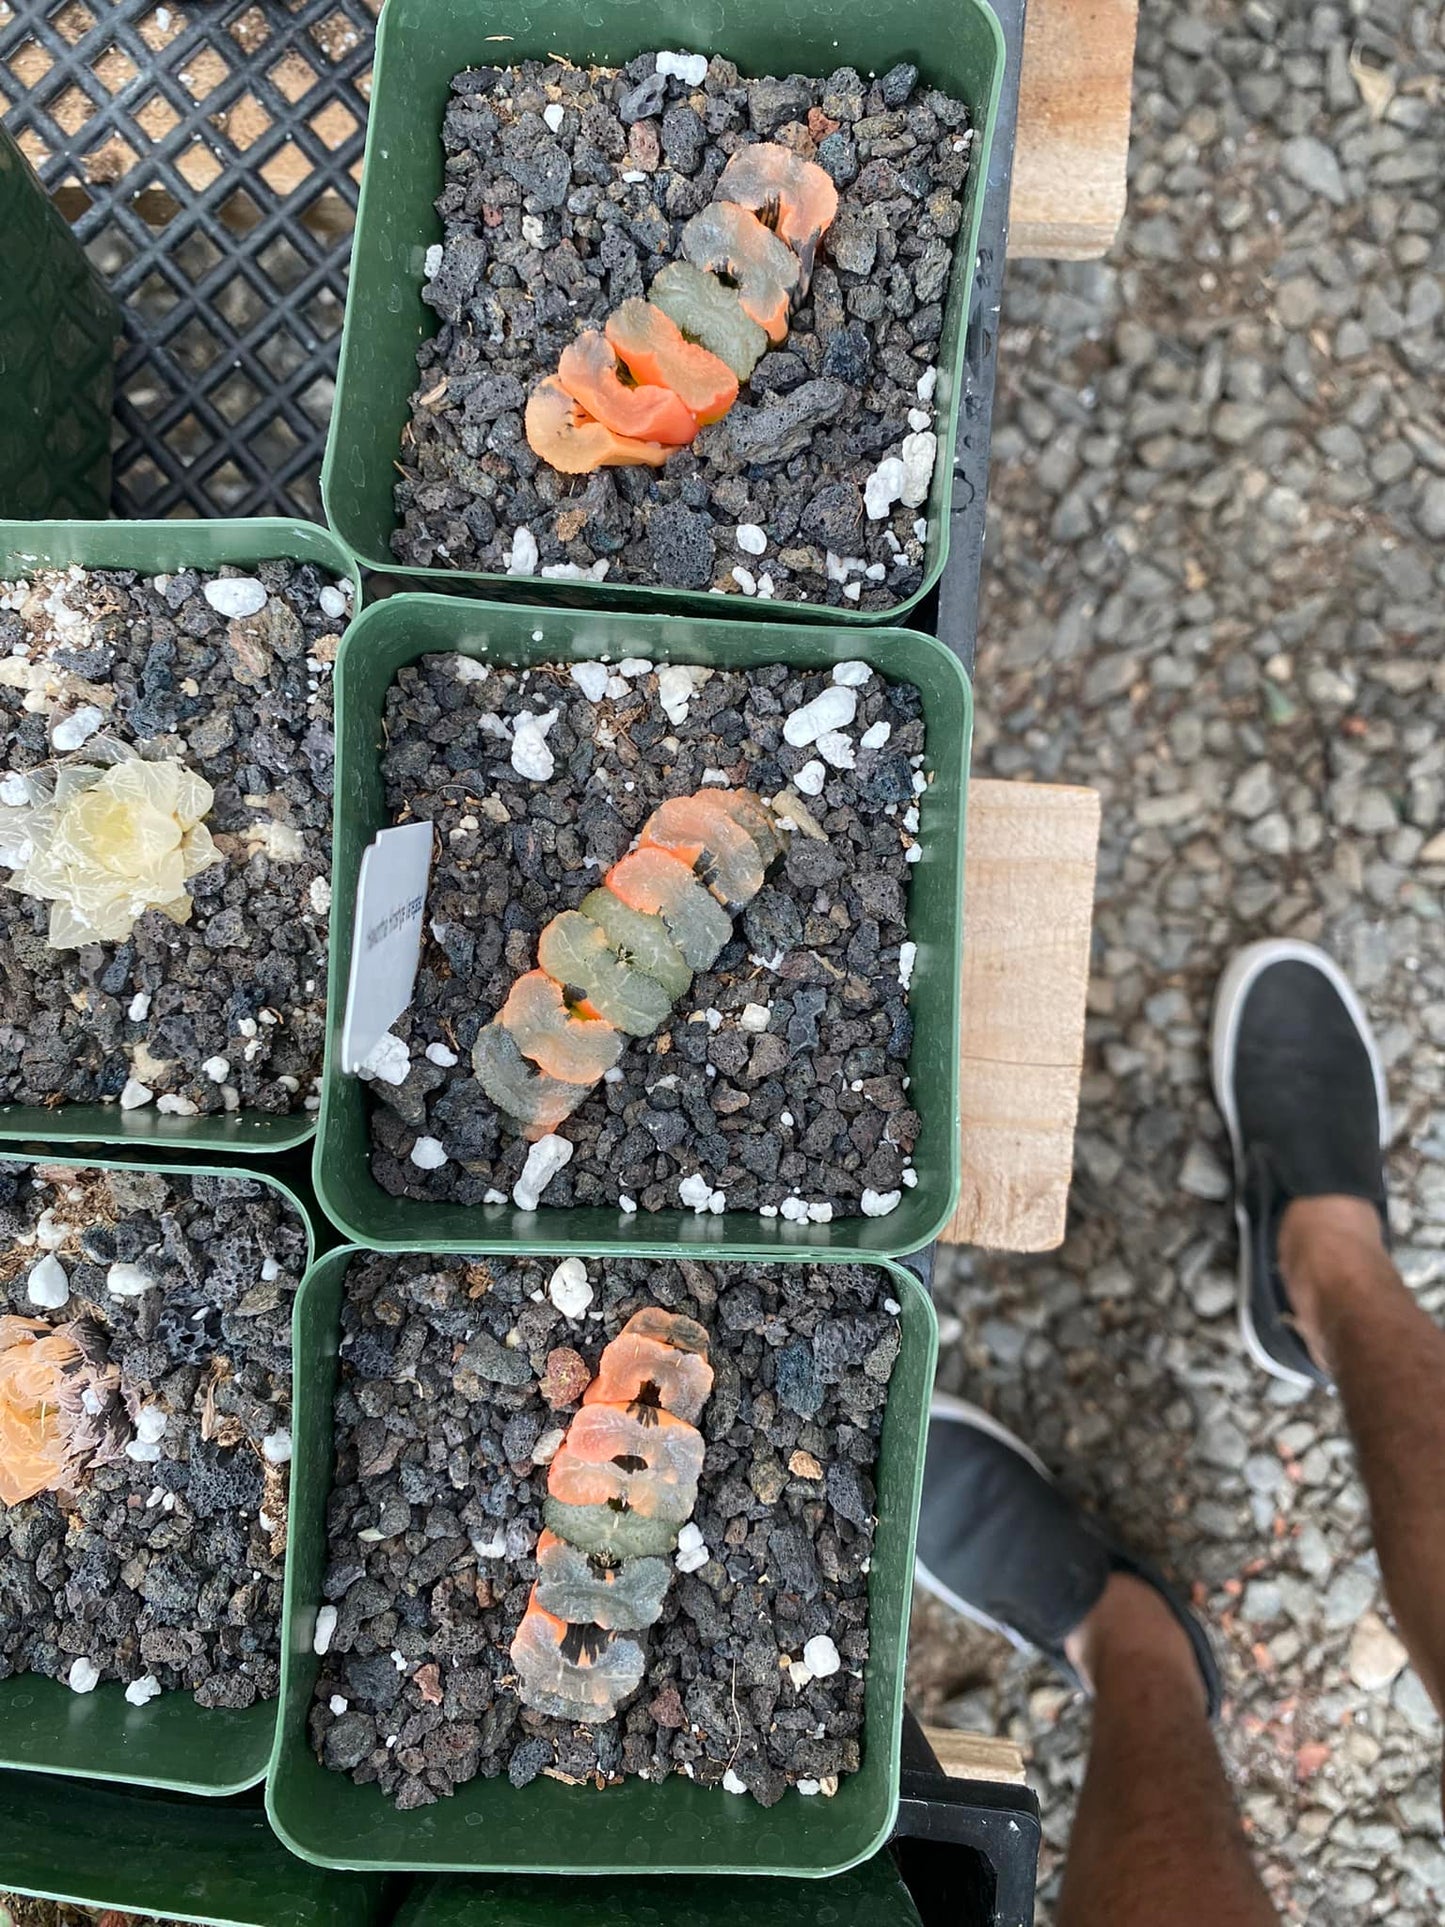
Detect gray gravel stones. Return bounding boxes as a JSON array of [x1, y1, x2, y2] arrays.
[[392, 52, 972, 607], [910, 0, 1445, 1915], [364, 654, 925, 1217], [309, 1252, 898, 1808], [0, 562, 343, 1119], [0, 1161, 305, 1706]]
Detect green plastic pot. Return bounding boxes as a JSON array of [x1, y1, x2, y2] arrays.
[[392, 1851, 924, 1925], [0, 1776, 392, 1927], [0, 124, 121, 521], [321, 0, 1005, 623], [314, 596, 969, 1258], [267, 1245, 938, 1876], [0, 517, 362, 1157], [0, 1153, 315, 1795]]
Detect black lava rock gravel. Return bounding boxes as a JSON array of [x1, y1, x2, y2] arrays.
[[364, 654, 926, 1217], [309, 1251, 903, 1808], [0, 1160, 306, 1707], [0, 562, 345, 1119], [392, 53, 972, 609]]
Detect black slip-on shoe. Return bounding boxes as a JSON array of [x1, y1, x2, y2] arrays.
[[915, 1395, 1222, 1718], [1210, 940, 1390, 1391]]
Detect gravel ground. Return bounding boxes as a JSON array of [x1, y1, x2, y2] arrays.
[[365, 655, 924, 1218], [907, 1, 1445, 1919], [311, 1252, 898, 1809], [0, 1162, 304, 1707]]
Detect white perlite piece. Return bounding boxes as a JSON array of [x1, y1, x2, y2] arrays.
[[514, 1133, 573, 1210], [0, 773, 28, 807], [674, 1542, 709, 1574], [803, 1634, 842, 1678], [735, 522, 767, 555], [320, 583, 350, 620], [832, 660, 872, 687], [511, 707, 559, 780], [360, 1031, 411, 1086], [262, 1429, 292, 1465], [410, 1135, 448, 1170], [860, 720, 891, 749], [656, 49, 708, 83], [783, 685, 857, 747], [815, 731, 855, 770], [864, 456, 906, 519], [328, 1693, 349, 1716], [898, 941, 917, 989], [731, 565, 757, 596], [740, 1003, 770, 1032], [721, 1767, 748, 1796], [134, 1406, 167, 1446], [542, 102, 565, 132], [900, 430, 937, 508], [67, 1657, 101, 1695], [570, 660, 610, 702], [107, 1262, 155, 1297], [27, 1253, 70, 1310], [425, 1041, 459, 1068], [860, 1188, 902, 1218], [309, 875, 332, 916], [793, 759, 826, 796], [658, 661, 704, 725], [506, 527, 539, 576], [423, 241, 444, 279], [127, 990, 151, 1021], [549, 1256, 593, 1318], [917, 365, 938, 403], [908, 406, 932, 433], [678, 1172, 723, 1213], [157, 1093, 198, 1116], [676, 1521, 705, 1554], [51, 704, 105, 751], [201, 1056, 230, 1082], [119, 1077, 154, 1110], [532, 1427, 566, 1466], [204, 577, 267, 620], [125, 1675, 162, 1707], [455, 658, 490, 683], [313, 1605, 338, 1656]]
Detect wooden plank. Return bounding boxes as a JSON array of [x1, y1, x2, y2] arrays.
[[942, 780, 1101, 1252], [1010, 0, 1140, 260], [922, 1725, 1029, 1786]]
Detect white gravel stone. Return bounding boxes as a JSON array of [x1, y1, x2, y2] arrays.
[[0, 773, 29, 806], [204, 577, 267, 620], [721, 1768, 748, 1795], [328, 1693, 349, 1716], [542, 102, 565, 132], [511, 707, 559, 780], [358, 1032, 410, 1086], [731, 565, 757, 595], [26, 1253, 70, 1310], [783, 685, 857, 746], [107, 1262, 155, 1297], [127, 991, 152, 1021], [549, 1256, 593, 1318], [898, 941, 917, 989], [815, 731, 856, 769], [320, 583, 350, 620], [156, 1093, 198, 1116], [676, 1521, 705, 1553], [735, 522, 767, 554], [740, 1003, 771, 1031], [505, 527, 539, 576], [513, 1133, 573, 1210], [313, 1605, 338, 1656], [133, 1405, 167, 1445], [1348, 1612, 1409, 1692], [900, 430, 938, 507], [679, 1172, 715, 1211], [425, 1041, 459, 1067], [674, 1543, 709, 1573], [50, 703, 104, 751], [67, 1657, 101, 1694], [125, 1675, 162, 1706], [803, 1634, 842, 1678], [570, 660, 610, 702], [860, 720, 892, 749], [262, 1429, 292, 1465], [832, 660, 872, 687], [864, 456, 907, 519], [860, 1188, 902, 1217], [119, 1077, 154, 1110], [409, 1135, 448, 1170], [656, 49, 708, 83], [309, 875, 332, 916], [793, 759, 826, 796], [201, 1056, 230, 1082], [916, 365, 938, 403], [658, 662, 702, 723]]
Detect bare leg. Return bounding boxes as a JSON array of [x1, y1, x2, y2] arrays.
[[1280, 1195, 1445, 1716], [1054, 1575, 1276, 1927]]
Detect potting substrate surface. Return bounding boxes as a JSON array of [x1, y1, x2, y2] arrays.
[[310, 1251, 901, 1808], [0, 562, 345, 1120], [0, 1162, 306, 1707], [393, 53, 972, 608], [362, 655, 926, 1219]]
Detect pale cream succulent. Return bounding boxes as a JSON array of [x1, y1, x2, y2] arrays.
[[0, 754, 220, 948]]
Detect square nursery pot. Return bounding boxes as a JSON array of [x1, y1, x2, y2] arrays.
[[0, 1774, 391, 1927], [389, 1850, 925, 1926], [0, 1153, 315, 1796], [0, 516, 362, 1158], [321, 0, 1006, 623], [314, 595, 970, 1259], [266, 1245, 938, 1876]]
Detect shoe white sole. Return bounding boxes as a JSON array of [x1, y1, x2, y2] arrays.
[[914, 1395, 1055, 1655], [1209, 939, 1389, 1390]]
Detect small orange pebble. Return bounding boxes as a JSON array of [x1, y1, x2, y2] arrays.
[[680, 201, 800, 342], [524, 375, 671, 475], [716, 143, 839, 283], [604, 301, 739, 425], [499, 969, 623, 1084], [556, 330, 700, 445]]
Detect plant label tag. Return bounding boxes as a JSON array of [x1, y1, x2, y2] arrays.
[[339, 820, 433, 1075]]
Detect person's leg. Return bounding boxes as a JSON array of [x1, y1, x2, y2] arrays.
[[1279, 1195, 1445, 1716], [1056, 1575, 1276, 1927]]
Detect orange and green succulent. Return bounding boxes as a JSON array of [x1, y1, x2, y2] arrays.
[[524, 142, 839, 475], [510, 1308, 713, 1722]]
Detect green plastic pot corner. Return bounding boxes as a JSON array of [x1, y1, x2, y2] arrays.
[[321, 0, 1006, 623], [313, 596, 969, 1259], [267, 1244, 937, 1875], [0, 517, 362, 1159], [0, 1152, 315, 1796]]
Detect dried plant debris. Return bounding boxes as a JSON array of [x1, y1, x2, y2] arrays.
[[393, 53, 971, 607], [0, 562, 347, 1118], [361, 655, 926, 1218], [0, 1161, 305, 1707], [310, 1252, 901, 1806]]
